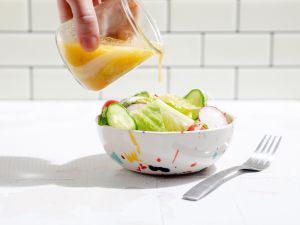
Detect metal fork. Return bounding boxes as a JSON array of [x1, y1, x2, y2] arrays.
[[183, 135, 282, 201]]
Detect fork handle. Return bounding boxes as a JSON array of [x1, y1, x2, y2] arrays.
[[183, 166, 242, 201]]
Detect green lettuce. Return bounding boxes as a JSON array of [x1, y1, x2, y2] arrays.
[[130, 99, 194, 132], [121, 91, 155, 108], [158, 94, 200, 119], [130, 101, 165, 131]]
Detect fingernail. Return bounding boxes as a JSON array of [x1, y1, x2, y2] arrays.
[[80, 36, 99, 52]]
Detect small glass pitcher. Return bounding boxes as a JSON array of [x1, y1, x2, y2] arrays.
[[56, 0, 163, 91]]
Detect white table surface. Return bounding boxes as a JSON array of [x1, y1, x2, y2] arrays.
[[0, 100, 299, 225]]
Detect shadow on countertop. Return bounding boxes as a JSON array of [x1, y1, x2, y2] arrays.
[[0, 154, 216, 189]]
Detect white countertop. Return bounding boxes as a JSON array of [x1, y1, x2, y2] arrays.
[[0, 100, 299, 225]]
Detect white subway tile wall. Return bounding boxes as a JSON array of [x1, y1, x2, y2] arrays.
[[162, 34, 202, 66], [0, 0, 28, 31], [0, 34, 63, 66], [170, 68, 235, 99], [205, 34, 270, 66], [0, 0, 299, 100], [273, 34, 300, 65], [33, 68, 99, 100], [102, 68, 167, 99], [143, 34, 202, 66], [31, 0, 60, 31], [143, 0, 168, 32], [171, 0, 237, 31], [240, 0, 300, 31], [238, 68, 300, 99], [0, 68, 30, 99]]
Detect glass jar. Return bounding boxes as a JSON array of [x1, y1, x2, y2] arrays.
[[56, 0, 163, 91]]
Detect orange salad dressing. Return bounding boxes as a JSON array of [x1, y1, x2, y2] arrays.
[[63, 38, 164, 91]]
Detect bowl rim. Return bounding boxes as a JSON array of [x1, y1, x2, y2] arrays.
[[96, 113, 235, 135]]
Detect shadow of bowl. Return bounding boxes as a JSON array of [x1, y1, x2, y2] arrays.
[[0, 154, 216, 189]]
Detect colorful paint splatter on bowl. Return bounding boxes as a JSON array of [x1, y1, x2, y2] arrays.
[[97, 114, 234, 175]]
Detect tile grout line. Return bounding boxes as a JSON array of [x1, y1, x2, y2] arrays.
[[234, 67, 239, 100], [236, 0, 241, 33], [270, 32, 274, 67], [161, 31, 300, 35], [129, 65, 300, 69], [0, 65, 65, 69], [166, 0, 171, 33], [2, 65, 300, 69], [27, 0, 32, 32]]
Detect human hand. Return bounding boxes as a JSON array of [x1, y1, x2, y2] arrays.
[[57, 0, 101, 52], [57, 0, 138, 52]]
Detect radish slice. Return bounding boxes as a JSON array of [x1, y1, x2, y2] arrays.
[[198, 106, 228, 129], [127, 104, 146, 113]]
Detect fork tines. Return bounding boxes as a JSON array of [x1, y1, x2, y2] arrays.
[[251, 135, 282, 166]]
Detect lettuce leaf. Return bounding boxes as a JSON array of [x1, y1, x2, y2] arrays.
[[121, 95, 155, 108], [158, 94, 200, 119], [130, 101, 165, 131], [130, 100, 194, 132]]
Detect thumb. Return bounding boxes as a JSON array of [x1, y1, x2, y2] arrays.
[[67, 0, 99, 52]]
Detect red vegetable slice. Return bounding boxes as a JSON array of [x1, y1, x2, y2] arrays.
[[187, 124, 202, 131], [198, 106, 228, 129], [102, 100, 119, 110]]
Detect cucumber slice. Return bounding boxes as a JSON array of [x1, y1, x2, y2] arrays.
[[106, 103, 137, 130], [184, 89, 206, 107]]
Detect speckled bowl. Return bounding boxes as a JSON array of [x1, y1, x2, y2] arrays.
[[96, 115, 234, 175]]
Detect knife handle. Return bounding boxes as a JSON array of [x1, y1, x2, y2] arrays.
[[183, 166, 242, 201]]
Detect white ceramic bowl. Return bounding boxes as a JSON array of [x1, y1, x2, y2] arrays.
[[96, 115, 234, 175]]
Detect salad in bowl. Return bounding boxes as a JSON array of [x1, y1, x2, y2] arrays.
[[98, 89, 231, 132], [97, 89, 234, 175]]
